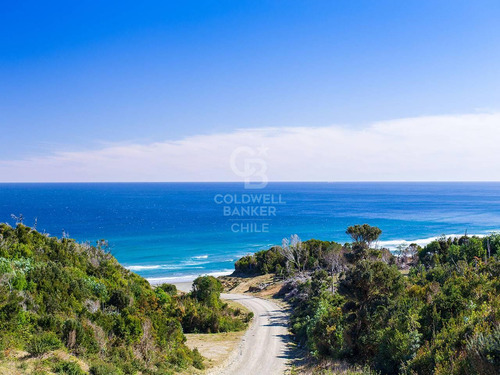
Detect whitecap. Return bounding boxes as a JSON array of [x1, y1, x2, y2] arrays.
[[378, 231, 499, 250], [192, 255, 209, 259], [126, 265, 163, 271]]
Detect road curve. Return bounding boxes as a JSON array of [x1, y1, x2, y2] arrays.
[[217, 293, 291, 375]]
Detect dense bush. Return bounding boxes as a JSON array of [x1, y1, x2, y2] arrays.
[[0, 223, 236, 373], [179, 276, 249, 333], [234, 246, 286, 274], [280, 226, 500, 375], [234, 240, 351, 275], [53, 360, 86, 375], [27, 331, 63, 356], [89, 362, 123, 375]]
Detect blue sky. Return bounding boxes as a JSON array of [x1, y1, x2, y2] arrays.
[[1, 1, 500, 181]]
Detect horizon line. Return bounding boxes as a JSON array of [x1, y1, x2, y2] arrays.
[[1, 181, 500, 184]]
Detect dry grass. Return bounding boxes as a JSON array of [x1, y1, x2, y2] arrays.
[[183, 331, 245, 373], [223, 298, 251, 315], [221, 274, 283, 295], [181, 297, 251, 373], [258, 280, 285, 298], [289, 357, 375, 375], [0, 349, 89, 375]]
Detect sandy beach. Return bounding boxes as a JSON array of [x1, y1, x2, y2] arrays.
[[172, 281, 193, 293]]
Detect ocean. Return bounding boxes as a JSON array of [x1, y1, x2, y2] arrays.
[[1, 182, 499, 283]]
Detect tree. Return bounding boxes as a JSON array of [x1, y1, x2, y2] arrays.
[[322, 244, 344, 292], [407, 243, 420, 264], [191, 275, 223, 308], [396, 243, 407, 263], [483, 233, 500, 257], [395, 243, 419, 268], [338, 260, 405, 360], [108, 289, 130, 310], [346, 225, 382, 262], [461, 237, 486, 262], [279, 234, 306, 274], [346, 224, 382, 248]]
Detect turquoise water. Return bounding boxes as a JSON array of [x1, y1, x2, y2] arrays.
[[1, 182, 499, 282]]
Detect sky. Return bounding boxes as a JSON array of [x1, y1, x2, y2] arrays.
[[1, 1, 500, 182]]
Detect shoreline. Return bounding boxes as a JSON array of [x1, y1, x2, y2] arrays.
[[149, 271, 237, 293], [146, 270, 234, 288], [140, 232, 496, 289], [136, 231, 499, 280], [171, 281, 193, 293]]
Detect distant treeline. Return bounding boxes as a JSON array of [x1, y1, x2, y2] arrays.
[[235, 225, 394, 277]]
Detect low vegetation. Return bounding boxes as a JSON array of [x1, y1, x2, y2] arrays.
[[178, 275, 249, 334], [0, 223, 249, 374]]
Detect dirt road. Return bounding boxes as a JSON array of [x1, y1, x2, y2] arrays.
[[217, 293, 291, 375]]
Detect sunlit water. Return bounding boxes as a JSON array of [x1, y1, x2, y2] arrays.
[[1, 182, 499, 282]]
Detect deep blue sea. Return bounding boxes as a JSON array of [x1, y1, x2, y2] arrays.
[[1, 182, 499, 283]]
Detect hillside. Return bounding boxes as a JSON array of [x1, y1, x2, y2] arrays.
[[233, 226, 500, 374], [0, 224, 248, 374]]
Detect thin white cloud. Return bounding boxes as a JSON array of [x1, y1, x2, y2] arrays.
[[1, 112, 500, 182]]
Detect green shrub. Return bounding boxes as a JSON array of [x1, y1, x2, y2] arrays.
[[108, 289, 130, 310], [62, 319, 85, 349], [12, 272, 28, 290], [89, 362, 123, 375], [53, 360, 85, 375], [83, 277, 108, 299], [465, 325, 500, 373], [244, 311, 254, 323], [158, 283, 177, 295], [192, 348, 205, 369], [191, 276, 223, 308], [26, 331, 63, 356], [38, 314, 62, 332], [0, 257, 13, 273], [154, 287, 172, 305]]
